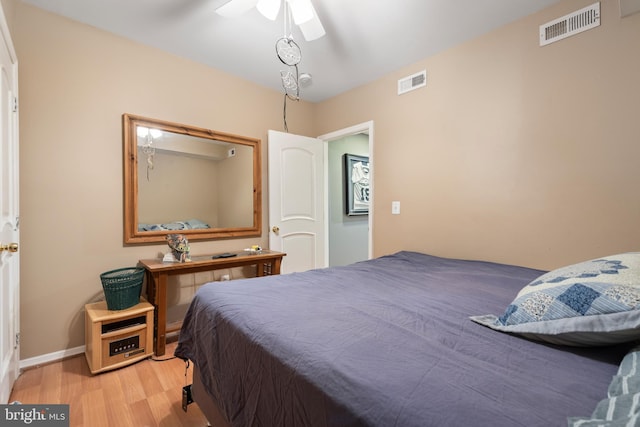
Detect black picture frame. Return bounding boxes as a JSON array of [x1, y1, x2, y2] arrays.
[[344, 154, 370, 216]]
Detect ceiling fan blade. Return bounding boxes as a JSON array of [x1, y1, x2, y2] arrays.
[[215, 0, 325, 41], [256, 0, 281, 20], [215, 0, 259, 17], [298, 1, 325, 41], [286, 0, 314, 25]]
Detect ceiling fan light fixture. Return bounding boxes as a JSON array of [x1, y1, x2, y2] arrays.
[[215, 0, 325, 41], [299, 72, 312, 87], [256, 0, 281, 20], [215, 0, 258, 17]]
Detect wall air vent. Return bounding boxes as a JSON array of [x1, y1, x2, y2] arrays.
[[398, 70, 427, 95], [540, 2, 600, 46]]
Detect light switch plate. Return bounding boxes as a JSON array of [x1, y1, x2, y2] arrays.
[[391, 201, 401, 215]]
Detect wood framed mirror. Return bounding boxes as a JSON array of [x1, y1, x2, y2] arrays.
[[123, 114, 262, 244]]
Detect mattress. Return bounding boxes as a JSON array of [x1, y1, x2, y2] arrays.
[[175, 251, 631, 426]]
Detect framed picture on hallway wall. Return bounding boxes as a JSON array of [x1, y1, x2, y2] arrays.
[[344, 154, 370, 216]]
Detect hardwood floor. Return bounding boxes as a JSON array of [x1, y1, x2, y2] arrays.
[[9, 341, 209, 427]]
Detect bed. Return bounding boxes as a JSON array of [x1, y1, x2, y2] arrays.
[[175, 251, 640, 426]]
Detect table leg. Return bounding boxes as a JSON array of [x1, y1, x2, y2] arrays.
[[256, 261, 265, 277], [272, 257, 282, 275], [155, 273, 168, 356], [146, 271, 168, 356]]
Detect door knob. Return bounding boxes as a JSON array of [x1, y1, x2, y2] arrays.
[[0, 242, 18, 253], [271, 226, 280, 234]]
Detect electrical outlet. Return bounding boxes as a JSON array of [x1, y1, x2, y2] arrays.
[[391, 201, 401, 215]]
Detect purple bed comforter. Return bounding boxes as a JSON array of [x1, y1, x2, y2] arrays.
[[175, 251, 629, 427]]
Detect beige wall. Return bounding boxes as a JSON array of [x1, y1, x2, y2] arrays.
[[7, 0, 640, 359], [317, 0, 640, 270], [138, 153, 220, 225], [218, 144, 255, 228], [10, 1, 315, 359]]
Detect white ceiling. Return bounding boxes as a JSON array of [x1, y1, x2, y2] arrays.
[[21, 0, 562, 102]]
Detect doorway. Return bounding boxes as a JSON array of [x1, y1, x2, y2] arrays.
[[319, 121, 373, 267]]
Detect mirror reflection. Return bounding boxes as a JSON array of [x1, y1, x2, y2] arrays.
[[123, 114, 262, 244]]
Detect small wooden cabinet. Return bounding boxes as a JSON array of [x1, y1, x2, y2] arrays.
[[84, 299, 154, 374]]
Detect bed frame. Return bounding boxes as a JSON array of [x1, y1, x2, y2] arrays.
[[192, 364, 229, 427]]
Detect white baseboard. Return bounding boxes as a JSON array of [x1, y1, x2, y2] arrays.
[[20, 345, 86, 370]]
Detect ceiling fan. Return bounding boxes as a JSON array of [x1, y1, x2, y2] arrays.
[[214, 0, 326, 41]]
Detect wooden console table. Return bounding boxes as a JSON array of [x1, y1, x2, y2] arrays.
[[139, 250, 285, 356]]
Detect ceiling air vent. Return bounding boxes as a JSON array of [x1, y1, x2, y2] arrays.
[[539, 2, 600, 46], [398, 70, 426, 95]]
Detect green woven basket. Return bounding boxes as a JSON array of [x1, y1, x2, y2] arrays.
[[100, 267, 145, 310]]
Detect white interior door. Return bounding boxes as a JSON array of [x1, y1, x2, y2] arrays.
[[268, 130, 325, 274], [0, 3, 19, 404]]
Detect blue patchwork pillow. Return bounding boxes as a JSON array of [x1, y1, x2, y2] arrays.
[[470, 252, 640, 346]]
